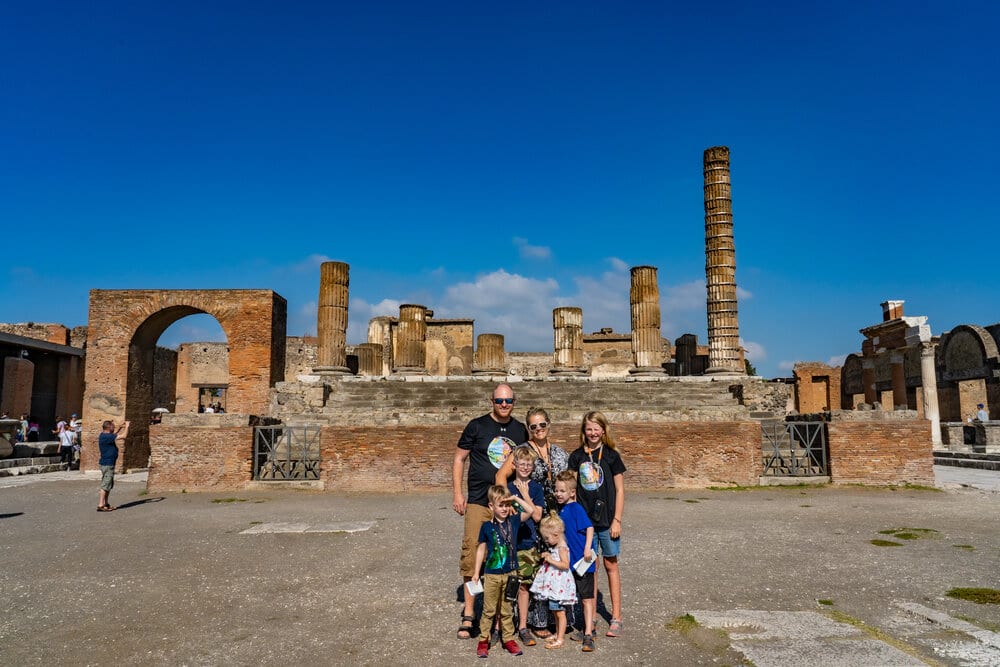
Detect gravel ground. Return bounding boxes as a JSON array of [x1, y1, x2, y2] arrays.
[[2, 470, 999, 665]]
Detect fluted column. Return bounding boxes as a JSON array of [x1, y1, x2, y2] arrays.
[[861, 358, 877, 405], [393, 304, 428, 375], [890, 351, 907, 409], [550, 307, 586, 376], [473, 334, 506, 375], [629, 265, 665, 375], [919, 342, 942, 445], [355, 343, 384, 376], [313, 261, 351, 375], [703, 146, 745, 375]]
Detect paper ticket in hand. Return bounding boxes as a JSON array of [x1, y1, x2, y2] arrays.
[[466, 578, 484, 595], [573, 554, 596, 576]]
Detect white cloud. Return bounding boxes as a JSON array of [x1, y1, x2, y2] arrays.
[[663, 280, 706, 311], [513, 237, 552, 260], [740, 338, 767, 362], [826, 354, 848, 367], [736, 286, 753, 300], [346, 297, 403, 343], [290, 254, 332, 273], [778, 360, 796, 371], [608, 257, 629, 272]]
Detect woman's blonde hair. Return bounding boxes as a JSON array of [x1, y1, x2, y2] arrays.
[[579, 410, 616, 449]]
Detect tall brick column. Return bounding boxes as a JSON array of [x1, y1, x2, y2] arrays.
[[314, 261, 351, 375], [473, 334, 506, 375], [703, 146, 745, 375], [861, 358, 878, 405], [393, 304, 428, 375], [355, 343, 384, 376], [2, 357, 34, 417], [629, 265, 665, 375], [890, 351, 907, 409], [550, 307, 586, 376]]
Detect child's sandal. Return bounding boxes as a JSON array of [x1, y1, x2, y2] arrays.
[[457, 615, 475, 639], [544, 639, 564, 650]]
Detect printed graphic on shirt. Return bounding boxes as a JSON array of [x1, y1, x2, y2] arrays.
[[578, 461, 604, 491], [486, 529, 513, 570], [487, 436, 517, 469]]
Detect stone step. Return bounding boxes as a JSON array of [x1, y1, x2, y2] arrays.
[[0, 462, 68, 477], [0, 455, 63, 470]]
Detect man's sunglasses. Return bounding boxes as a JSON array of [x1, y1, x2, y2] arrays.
[[493, 398, 515, 405]]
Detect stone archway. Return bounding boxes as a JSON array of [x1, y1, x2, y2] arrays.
[[81, 290, 287, 471]]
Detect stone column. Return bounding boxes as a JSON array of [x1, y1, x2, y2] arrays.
[[861, 358, 877, 405], [473, 334, 506, 375], [367, 316, 393, 376], [2, 356, 34, 417], [354, 343, 384, 376], [550, 307, 586, 376], [890, 351, 907, 409], [629, 265, 665, 375], [313, 261, 351, 375], [393, 304, 428, 375], [919, 342, 942, 446], [703, 146, 745, 375]]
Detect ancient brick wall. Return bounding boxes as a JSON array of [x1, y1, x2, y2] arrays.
[[82, 289, 286, 471], [147, 419, 253, 491], [794, 362, 842, 412], [286, 336, 318, 379], [152, 347, 177, 412], [827, 418, 934, 485], [175, 342, 229, 413], [0, 323, 70, 345]]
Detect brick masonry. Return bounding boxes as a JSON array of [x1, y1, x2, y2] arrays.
[[82, 289, 286, 471], [827, 419, 934, 485]]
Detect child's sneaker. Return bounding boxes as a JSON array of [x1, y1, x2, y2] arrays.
[[606, 619, 623, 637], [568, 629, 585, 642], [476, 640, 489, 658], [582, 635, 596, 652], [502, 640, 523, 656]]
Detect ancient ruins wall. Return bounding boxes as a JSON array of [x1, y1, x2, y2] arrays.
[[148, 418, 252, 491], [826, 414, 934, 485], [286, 336, 319, 379], [794, 363, 842, 413], [0, 323, 70, 345], [82, 289, 286, 471]]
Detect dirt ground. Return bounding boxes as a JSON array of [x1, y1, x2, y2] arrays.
[[2, 470, 999, 665]]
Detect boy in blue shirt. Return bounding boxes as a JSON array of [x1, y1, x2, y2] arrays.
[[554, 469, 596, 652], [471, 484, 537, 658]]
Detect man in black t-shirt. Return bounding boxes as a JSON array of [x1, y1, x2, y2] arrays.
[[452, 383, 528, 639]]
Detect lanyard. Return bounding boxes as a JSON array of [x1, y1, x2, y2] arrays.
[[586, 444, 603, 467]]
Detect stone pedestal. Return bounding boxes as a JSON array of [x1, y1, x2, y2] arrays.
[[629, 265, 665, 375], [393, 304, 428, 375], [703, 146, 745, 375], [550, 307, 587, 376], [355, 343, 384, 376], [313, 261, 351, 375], [473, 334, 506, 375]]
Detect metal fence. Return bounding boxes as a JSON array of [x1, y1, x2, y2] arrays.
[[762, 421, 829, 477], [253, 425, 321, 481]]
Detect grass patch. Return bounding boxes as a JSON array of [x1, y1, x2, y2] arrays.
[[249, 521, 262, 525], [137, 488, 148, 496], [878, 527, 938, 541], [666, 613, 700, 633], [946, 588, 1000, 605], [683, 499, 700, 504], [817, 599, 834, 606], [211, 497, 248, 504], [952, 544, 975, 551], [870, 539, 903, 547], [800, 504, 812, 508]]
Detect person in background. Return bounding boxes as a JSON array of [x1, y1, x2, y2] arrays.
[[976, 404, 989, 422], [97, 420, 129, 511]]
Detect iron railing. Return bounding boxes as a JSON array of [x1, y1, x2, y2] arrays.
[[253, 425, 321, 480], [762, 421, 829, 477]]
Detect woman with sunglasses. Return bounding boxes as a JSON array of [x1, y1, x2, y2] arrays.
[[496, 407, 570, 640]]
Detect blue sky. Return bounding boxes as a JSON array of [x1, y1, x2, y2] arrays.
[[2, 1, 997, 378]]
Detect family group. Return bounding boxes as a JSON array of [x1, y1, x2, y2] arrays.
[[453, 384, 625, 657]]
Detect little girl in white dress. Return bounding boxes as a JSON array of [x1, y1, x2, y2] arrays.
[[530, 514, 578, 649]]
